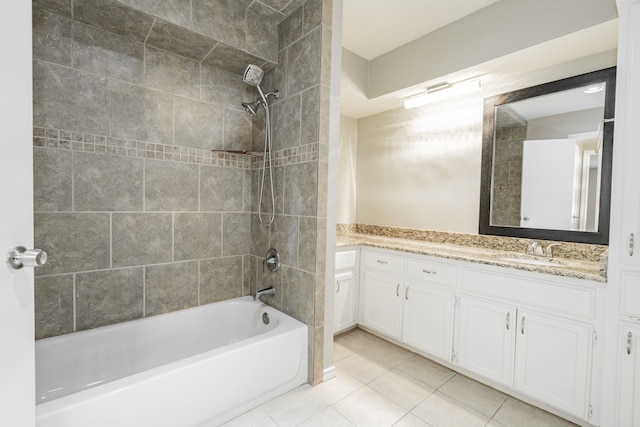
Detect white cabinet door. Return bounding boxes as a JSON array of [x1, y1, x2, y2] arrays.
[[455, 296, 516, 388], [334, 271, 356, 333], [617, 324, 640, 427], [615, 0, 640, 268], [402, 282, 454, 362], [515, 310, 592, 419], [361, 271, 403, 340]]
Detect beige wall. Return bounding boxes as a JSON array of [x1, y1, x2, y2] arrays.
[[337, 115, 357, 224], [356, 97, 483, 233], [348, 51, 617, 234]]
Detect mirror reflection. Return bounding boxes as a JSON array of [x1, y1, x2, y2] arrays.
[[479, 67, 616, 245], [491, 83, 606, 231]]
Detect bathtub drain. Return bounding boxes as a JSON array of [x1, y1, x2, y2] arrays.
[[262, 312, 270, 325]]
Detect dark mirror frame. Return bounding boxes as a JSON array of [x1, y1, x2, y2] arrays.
[[479, 67, 616, 245]]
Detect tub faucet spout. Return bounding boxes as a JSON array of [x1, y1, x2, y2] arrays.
[[255, 286, 276, 301]]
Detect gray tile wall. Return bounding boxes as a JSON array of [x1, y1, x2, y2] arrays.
[[491, 126, 526, 227], [32, 0, 335, 387], [34, 0, 288, 64], [248, 0, 332, 385], [32, 4, 256, 339]]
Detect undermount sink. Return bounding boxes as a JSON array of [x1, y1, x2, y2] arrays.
[[493, 253, 567, 267]]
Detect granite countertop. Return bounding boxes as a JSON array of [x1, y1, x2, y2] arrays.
[[337, 233, 606, 283]]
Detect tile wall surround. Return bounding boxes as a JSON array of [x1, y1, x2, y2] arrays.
[[32, 0, 335, 386], [34, 126, 320, 169], [491, 126, 526, 227], [336, 224, 608, 263], [33, 0, 304, 66]]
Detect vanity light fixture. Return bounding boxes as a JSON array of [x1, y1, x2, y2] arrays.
[[404, 77, 481, 109]]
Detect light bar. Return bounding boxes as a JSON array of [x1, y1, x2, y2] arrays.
[[404, 78, 481, 109]]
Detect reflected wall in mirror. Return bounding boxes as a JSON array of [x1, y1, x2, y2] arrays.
[[479, 67, 616, 244]]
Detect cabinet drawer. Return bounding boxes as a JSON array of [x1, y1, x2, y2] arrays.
[[336, 249, 357, 270], [406, 257, 457, 287], [363, 250, 404, 275], [461, 267, 596, 320]]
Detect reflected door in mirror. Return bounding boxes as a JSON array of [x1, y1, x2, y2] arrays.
[[520, 139, 579, 230]]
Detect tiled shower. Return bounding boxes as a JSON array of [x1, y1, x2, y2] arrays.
[[31, 0, 334, 383]]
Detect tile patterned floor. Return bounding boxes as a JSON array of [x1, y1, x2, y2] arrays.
[[222, 328, 578, 427]]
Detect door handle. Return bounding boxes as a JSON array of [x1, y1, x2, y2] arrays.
[[506, 312, 510, 330], [628, 331, 633, 355], [396, 284, 400, 297], [336, 280, 340, 294], [405, 287, 409, 300], [521, 316, 525, 334], [6, 246, 47, 270]]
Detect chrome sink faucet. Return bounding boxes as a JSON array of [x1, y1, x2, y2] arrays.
[[530, 241, 544, 256], [543, 243, 561, 258], [520, 240, 561, 258]]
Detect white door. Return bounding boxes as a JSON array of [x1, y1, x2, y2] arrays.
[[0, 2, 36, 426], [521, 139, 579, 230], [514, 310, 592, 419], [402, 282, 454, 362], [618, 324, 640, 427], [334, 271, 355, 333], [455, 295, 515, 388], [361, 271, 403, 339]]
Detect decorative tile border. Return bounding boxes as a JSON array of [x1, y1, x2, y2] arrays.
[[34, 127, 318, 169], [337, 223, 608, 263]]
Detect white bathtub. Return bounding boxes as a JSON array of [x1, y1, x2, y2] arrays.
[[35, 296, 308, 427]]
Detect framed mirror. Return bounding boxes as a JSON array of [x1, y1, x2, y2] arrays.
[[479, 67, 616, 245]]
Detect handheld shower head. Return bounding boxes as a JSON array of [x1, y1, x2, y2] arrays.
[[243, 64, 264, 87]]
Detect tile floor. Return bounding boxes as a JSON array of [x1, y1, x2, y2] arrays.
[[222, 328, 578, 427]]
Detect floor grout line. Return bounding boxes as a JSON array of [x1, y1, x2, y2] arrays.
[[224, 328, 577, 427]]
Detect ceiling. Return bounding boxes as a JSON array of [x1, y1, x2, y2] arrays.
[[342, 0, 501, 61], [340, 1, 619, 119]]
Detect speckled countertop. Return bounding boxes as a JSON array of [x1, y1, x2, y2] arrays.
[[337, 232, 607, 283]]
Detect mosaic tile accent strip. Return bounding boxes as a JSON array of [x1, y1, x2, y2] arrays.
[[34, 127, 318, 170], [338, 223, 607, 263]]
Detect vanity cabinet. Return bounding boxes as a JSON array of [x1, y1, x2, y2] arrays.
[[617, 323, 640, 427], [454, 295, 515, 388], [359, 249, 456, 361], [352, 246, 602, 423], [334, 248, 358, 334], [456, 264, 598, 421]]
